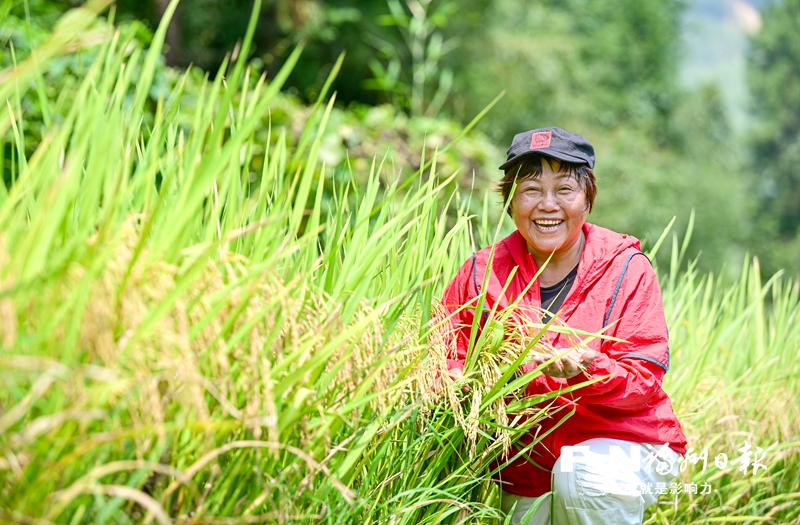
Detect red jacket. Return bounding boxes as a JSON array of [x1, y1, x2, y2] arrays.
[[441, 223, 687, 497]]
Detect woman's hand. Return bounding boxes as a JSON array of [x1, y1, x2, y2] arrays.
[[447, 368, 464, 381], [432, 368, 470, 393], [532, 349, 597, 379]]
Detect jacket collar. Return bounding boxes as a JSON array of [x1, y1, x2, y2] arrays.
[[504, 222, 642, 291]]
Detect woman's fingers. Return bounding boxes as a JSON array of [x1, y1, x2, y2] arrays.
[[432, 368, 470, 394], [535, 353, 564, 377], [448, 368, 463, 381], [562, 356, 580, 378], [447, 367, 470, 393], [581, 350, 597, 366], [534, 354, 555, 375], [553, 356, 568, 376], [534, 350, 594, 378]]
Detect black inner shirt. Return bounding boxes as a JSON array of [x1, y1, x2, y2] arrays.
[[540, 263, 579, 322]]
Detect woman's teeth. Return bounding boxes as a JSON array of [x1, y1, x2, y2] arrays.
[[535, 220, 562, 231]]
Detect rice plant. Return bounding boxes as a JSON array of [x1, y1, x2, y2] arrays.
[[0, 2, 797, 524], [0, 1, 548, 523]]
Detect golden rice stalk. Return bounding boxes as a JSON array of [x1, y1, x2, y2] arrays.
[[2, 217, 406, 485], [424, 301, 592, 456], [424, 304, 466, 430]]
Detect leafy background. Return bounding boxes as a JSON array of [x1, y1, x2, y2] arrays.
[[3, 0, 799, 279]]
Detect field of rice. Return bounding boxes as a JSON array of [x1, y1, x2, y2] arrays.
[[1, 2, 798, 524]]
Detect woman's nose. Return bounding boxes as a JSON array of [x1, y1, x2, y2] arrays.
[[536, 191, 560, 211]]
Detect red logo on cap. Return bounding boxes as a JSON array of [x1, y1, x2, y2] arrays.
[[530, 131, 552, 149]]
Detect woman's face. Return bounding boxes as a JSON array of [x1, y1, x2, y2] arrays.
[[510, 159, 589, 263]]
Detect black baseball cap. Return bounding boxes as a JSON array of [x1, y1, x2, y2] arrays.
[[499, 126, 595, 171]]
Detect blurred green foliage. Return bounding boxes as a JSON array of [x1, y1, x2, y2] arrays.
[[0, 0, 178, 188], [748, 0, 800, 277], [445, 0, 754, 272], [1, 0, 796, 276], [0, 0, 502, 226]]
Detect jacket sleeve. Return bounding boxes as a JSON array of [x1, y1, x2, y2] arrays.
[[565, 254, 669, 411], [440, 258, 480, 372]]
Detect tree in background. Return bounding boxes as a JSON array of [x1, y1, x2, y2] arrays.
[[748, 0, 800, 276], [364, 0, 458, 117], [449, 0, 682, 139], [2, 0, 763, 273], [446, 0, 752, 271]]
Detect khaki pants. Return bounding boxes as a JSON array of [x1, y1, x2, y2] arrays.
[[501, 439, 681, 525]]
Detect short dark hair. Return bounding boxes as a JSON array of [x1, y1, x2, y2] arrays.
[[496, 154, 598, 216]]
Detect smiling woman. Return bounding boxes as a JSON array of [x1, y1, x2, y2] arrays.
[[505, 157, 593, 287], [440, 127, 687, 525]]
